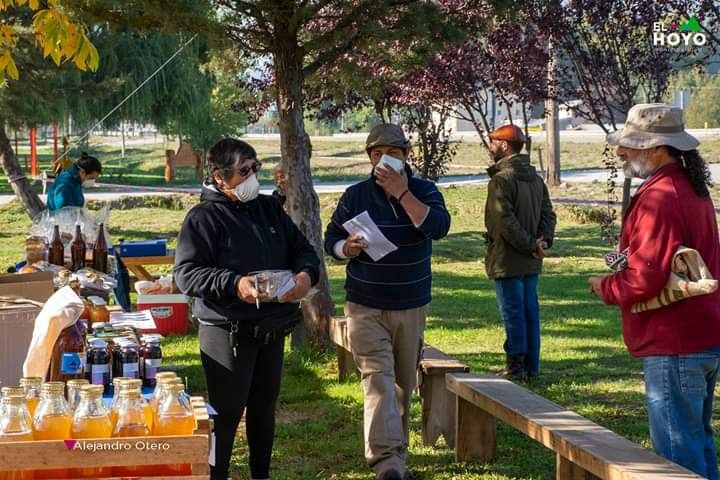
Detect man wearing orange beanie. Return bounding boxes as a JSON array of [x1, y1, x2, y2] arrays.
[[484, 124, 556, 381]]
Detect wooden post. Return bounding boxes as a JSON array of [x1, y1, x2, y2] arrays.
[[556, 453, 601, 480], [165, 149, 175, 182], [455, 395, 496, 462], [30, 128, 37, 177]]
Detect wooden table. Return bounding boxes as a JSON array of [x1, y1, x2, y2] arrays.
[[119, 253, 175, 282]]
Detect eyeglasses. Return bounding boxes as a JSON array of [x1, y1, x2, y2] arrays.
[[230, 160, 262, 177]]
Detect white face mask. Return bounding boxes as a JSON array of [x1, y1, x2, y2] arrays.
[[228, 174, 260, 202], [82, 179, 96, 188]]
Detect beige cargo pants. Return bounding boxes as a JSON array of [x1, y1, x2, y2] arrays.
[[345, 301, 427, 476]]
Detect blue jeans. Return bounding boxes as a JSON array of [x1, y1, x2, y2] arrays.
[[643, 351, 720, 480], [494, 274, 540, 376]]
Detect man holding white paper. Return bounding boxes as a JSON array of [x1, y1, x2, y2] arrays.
[[324, 123, 451, 480]]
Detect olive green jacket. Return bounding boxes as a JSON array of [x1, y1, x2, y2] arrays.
[[484, 154, 556, 279]]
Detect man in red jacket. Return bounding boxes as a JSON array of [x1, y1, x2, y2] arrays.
[[589, 104, 720, 480]]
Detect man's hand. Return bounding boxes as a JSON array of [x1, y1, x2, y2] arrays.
[[588, 276, 604, 297], [278, 271, 312, 303], [343, 234, 368, 258], [375, 165, 408, 199], [532, 237, 549, 259], [237, 275, 269, 304]]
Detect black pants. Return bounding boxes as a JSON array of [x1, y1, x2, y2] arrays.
[[199, 322, 285, 480]]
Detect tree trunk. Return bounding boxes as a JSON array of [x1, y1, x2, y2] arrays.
[[0, 123, 44, 218], [545, 37, 561, 187], [121, 120, 126, 163], [521, 102, 532, 154], [545, 97, 561, 187], [274, 40, 334, 348], [620, 177, 632, 226]]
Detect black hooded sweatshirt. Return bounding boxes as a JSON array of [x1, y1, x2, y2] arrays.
[[173, 184, 320, 329]]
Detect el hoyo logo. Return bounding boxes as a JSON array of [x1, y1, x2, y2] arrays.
[[653, 17, 708, 47], [64, 439, 171, 452]]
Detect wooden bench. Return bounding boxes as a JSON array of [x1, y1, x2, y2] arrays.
[[446, 373, 703, 480], [329, 317, 469, 449]]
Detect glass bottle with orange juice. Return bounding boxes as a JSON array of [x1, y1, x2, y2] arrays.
[[149, 373, 178, 412], [108, 377, 131, 429], [112, 389, 152, 477], [112, 388, 150, 436], [70, 384, 112, 478], [0, 387, 25, 417], [65, 379, 89, 412], [71, 385, 112, 437], [115, 379, 153, 433], [18, 378, 41, 418], [0, 394, 33, 480], [154, 383, 195, 435], [153, 383, 196, 475], [33, 383, 72, 479]]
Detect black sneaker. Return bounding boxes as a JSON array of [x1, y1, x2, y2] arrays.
[[377, 469, 402, 480]]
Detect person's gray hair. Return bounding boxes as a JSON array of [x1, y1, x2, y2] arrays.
[[207, 138, 257, 184]]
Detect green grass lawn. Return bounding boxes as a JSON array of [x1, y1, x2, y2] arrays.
[[5, 135, 718, 195], [1, 187, 718, 479]]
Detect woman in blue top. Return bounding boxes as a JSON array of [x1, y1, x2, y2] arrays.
[[46, 152, 102, 211]]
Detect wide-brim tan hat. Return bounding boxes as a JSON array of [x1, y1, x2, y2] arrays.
[[606, 103, 699, 151]]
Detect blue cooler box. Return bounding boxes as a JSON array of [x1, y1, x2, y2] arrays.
[[119, 240, 167, 257]]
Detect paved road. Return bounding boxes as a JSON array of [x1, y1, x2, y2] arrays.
[[3, 165, 720, 205]]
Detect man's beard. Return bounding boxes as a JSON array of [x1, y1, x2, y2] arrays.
[[622, 150, 653, 179], [490, 148, 504, 162]]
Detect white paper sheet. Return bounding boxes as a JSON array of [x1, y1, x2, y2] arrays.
[[109, 310, 158, 330], [342, 210, 398, 261]]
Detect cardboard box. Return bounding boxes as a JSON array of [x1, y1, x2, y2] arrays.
[[0, 304, 41, 387], [119, 240, 167, 257], [0, 271, 54, 303]]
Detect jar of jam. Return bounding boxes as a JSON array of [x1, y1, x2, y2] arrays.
[[110, 337, 130, 374], [120, 342, 140, 379], [87, 296, 110, 328], [141, 337, 162, 388], [25, 235, 49, 264], [87, 339, 111, 394]]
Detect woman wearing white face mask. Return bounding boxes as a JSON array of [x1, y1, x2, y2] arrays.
[[174, 138, 320, 480], [46, 151, 102, 211]]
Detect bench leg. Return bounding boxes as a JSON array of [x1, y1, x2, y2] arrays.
[[337, 346, 358, 381], [556, 453, 601, 480], [455, 395, 496, 462], [421, 373, 457, 448]]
